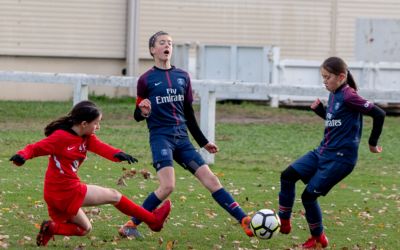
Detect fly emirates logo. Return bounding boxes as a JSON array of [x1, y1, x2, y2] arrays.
[[156, 88, 184, 104], [325, 113, 342, 127]]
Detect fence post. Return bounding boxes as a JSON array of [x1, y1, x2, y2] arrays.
[[73, 81, 89, 105], [199, 87, 216, 164]]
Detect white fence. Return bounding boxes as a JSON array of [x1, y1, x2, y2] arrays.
[[1, 64, 400, 163]]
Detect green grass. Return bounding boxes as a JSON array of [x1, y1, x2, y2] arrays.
[[0, 99, 399, 249]]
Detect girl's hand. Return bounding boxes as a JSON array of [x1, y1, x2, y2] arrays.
[[369, 145, 383, 153], [204, 142, 219, 154], [310, 98, 321, 110], [10, 154, 25, 166], [139, 99, 151, 117], [114, 152, 138, 164]]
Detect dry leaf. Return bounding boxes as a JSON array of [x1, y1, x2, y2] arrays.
[[140, 169, 151, 179], [166, 240, 177, 250], [179, 196, 187, 202], [116, 177, 127, 186], [158, 237, 163, 246]]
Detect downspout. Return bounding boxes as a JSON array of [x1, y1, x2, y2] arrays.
[[126, 0, 140, 96]]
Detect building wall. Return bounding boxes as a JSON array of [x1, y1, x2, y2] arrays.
[[334, 0, 400, 59], [0, 0, 126, 58], [139, 0, 333, 60], [1, 0, 400, 100]]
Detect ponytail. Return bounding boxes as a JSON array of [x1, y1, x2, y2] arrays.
[[44, 100, 100, 137], [346, 69, 358, 91], [44, 116, 73, 136]]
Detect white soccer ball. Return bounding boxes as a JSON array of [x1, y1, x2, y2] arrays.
[[250, 209, 281, 240]]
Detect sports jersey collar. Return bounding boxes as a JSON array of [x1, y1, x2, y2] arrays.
[[153, 65, 175, 71], [60, 126, 80, 137]]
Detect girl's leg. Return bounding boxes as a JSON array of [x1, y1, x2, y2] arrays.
[[195, 165, 253, 236], [119, 167, 174, 237], [300, 188, 329, 248], [154, 167, 175, 200], [131, 167, 174, 225], [195, 165, 248, 223], [301, 188, 323, 236], [84, 185, 170, 230], [36, 209, 89, 246], [278, 166, 301, 220]]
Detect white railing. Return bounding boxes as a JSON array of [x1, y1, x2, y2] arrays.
[[2, 69, 400, 163]]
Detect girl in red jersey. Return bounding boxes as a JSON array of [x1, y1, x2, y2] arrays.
[[10, 100, 171, 247]]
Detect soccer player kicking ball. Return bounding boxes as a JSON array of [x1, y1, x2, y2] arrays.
[[118, 31, 253, 238], [278, 57, 385, 248], [10, 100, 171, 246]]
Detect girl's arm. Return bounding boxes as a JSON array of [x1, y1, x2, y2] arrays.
[[183, 101, 208, 148], [364, 105, 385, 153], [16, 134, 60, 160], [87, 135, 136, 162], [310, 98, 326, 119], [344, 88, 385, 153]]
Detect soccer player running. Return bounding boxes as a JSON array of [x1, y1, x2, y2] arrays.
[[10, 100, 171, 247], [277, 57, 385, 248], [118, 31, 253, 238]]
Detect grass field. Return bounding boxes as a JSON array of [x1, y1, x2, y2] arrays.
[[0, 98, 399, 249]]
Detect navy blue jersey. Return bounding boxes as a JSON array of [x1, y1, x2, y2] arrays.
[[137, 66, 193, 132], [317, 84, 373, 164]]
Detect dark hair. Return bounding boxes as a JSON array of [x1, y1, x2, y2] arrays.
[[321, 56, 358, 91], [44, 100, 101, 136], [148, 31, 169, 57]]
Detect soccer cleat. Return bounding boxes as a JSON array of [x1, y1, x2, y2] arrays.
[[147, 200, 172, 232], [36, 220, 55, 246], [301, 232, 329, 249], [241, 216, 254, 237], [279, 218, 292, 234], [118, 220, 143, 238]]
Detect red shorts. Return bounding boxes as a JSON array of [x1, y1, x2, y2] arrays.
[[44, 183, 87, 223]]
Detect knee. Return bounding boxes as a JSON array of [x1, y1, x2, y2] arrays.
[[301, 189, 319, 203], [81, 225, 92, 235], [107, 188, 122, 203], [160, 183, 175, 196], [208, 173, 222, 190], [281, 166, 301, 182]]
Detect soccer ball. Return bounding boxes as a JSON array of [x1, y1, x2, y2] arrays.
[[250, 209, 281, 240]]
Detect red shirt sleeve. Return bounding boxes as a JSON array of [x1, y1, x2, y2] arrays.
[[17, 132, 63, 160], [86, 134, 121, 162]]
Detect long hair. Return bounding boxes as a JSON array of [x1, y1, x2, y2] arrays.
[[148, 31, 169, 57], [321, 56, 358, 91], [44, 100, 101, 136]]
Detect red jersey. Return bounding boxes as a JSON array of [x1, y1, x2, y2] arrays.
[[17, 129, 122, 221]]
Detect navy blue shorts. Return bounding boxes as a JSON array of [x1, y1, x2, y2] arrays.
[[291, 150, 355, 196], [150, 131, 205, 174]]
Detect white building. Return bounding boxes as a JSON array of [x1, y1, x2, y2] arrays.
[[1, 0, 399, 100]]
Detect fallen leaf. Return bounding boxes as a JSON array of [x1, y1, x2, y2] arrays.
[[158, 237, 163, 246], [116, 177, 127, 186], [166, 240, 177, 250], [140, 169, 151, 179]]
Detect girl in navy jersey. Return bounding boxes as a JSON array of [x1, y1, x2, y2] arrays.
[[277, 57, 385, 248], [10, 100, 171, 246], [119, 31, 254, 238]]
